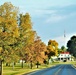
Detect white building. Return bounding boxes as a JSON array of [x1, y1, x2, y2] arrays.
[[58, 52, 72, 61]]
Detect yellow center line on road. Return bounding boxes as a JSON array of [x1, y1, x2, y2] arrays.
[[54, 68, 62, 75], [41, 66, 63, 75]]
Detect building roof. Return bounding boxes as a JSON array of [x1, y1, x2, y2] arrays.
[[61, 52, 70, 54]]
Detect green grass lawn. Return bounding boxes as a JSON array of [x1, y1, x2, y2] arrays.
[[3, 67, 40, 75], [3, 63, 53, 75], [3, 61, 76, 75]]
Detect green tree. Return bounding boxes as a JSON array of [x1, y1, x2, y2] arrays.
[[67, 35, 76, 57], [61, 46, 66, 52]]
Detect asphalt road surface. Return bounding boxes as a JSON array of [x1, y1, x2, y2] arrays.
[[24, 64, 76, 75]]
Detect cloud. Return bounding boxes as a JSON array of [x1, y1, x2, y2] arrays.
[[46, 14, 66, 23], [45, 11, 76, 24], [69, 12, 76, 17], [34, 9, 56, 16], [46, 0, 76, 7]]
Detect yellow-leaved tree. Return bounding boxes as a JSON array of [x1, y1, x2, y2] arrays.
[[46, 40, 58, 63], [18, 13, 36, 68], [0, 2, 20, 72]]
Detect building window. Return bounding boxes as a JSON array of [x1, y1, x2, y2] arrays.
[[61, 54, 63, 56], [61, 58, 63, 60]]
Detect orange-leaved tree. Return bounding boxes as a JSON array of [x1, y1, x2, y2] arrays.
[[26, 36, 47, 68]]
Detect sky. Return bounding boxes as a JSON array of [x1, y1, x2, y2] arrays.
[[0, 0, 76, 48]]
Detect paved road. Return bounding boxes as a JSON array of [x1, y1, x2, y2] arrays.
[[24, 64, 76, 75]]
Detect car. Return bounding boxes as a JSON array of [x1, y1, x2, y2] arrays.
[[63, 59, 67, 62]]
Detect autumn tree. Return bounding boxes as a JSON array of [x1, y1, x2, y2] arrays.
[[0, 2, 37, 69], [0, 2, 19, 62], [0, 2, 20, 73], [33, 37, 47, 68], [18, 13, 36, 68], [25, 37, 47, 68], [0, 2, 47, 73], [46, 40, 58, 63]]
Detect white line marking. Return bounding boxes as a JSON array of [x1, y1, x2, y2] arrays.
[[71, 65, 76, 70], [54, 68, 62, 75]]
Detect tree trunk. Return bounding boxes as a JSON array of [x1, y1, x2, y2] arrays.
[[12, 62, 14, 70], [48, 58, 50, 64], [30, 61, 33, 69], [36, 61, 39, 68], [6, 63, 8, 66], [0, 60, 2, 75], [21, 60, 24, 68], [37, 64, 38, 68]]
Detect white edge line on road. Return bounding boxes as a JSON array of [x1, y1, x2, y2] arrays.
[[71, 65, 76, 70], [26, 70, 40, 75]]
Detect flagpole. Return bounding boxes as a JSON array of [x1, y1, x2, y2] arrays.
[[64, 30, 66, 51]]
